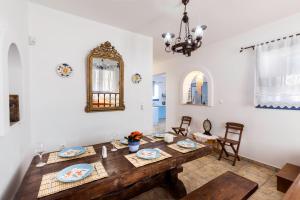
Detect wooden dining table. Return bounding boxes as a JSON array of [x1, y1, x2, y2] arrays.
[[15, 134, 212, 200]]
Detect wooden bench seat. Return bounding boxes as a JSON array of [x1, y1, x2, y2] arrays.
[[276, 163, 300, 193], [181, 171, 258, 200], [283, 174, 300, 200]]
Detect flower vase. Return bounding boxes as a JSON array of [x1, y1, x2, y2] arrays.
[[128, 141, 140, 153]]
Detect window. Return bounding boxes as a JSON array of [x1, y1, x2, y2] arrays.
[[255, 36, 300, 110]]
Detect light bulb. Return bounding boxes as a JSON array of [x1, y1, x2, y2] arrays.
[[162, 32, 174, 46], [194, 26, 203, 38], [164, 33, 172, 43]]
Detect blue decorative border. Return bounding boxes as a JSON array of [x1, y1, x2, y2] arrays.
[[256, 104, 300, 110]]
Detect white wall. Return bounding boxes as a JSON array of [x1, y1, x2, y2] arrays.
[[0, 0, 32, 199], [154, 13, 300, 168], [28, 3, 153, 151]]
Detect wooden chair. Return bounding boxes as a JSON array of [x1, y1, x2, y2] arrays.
[[172, 116, 192, 136], [217, 122, 244, 166]]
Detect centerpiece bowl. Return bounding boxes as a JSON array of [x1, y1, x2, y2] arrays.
[[127, 131, 143, 153]]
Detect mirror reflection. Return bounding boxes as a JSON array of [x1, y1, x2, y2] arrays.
[[86, 41, 125, 112], [92, 58, 120, 108]]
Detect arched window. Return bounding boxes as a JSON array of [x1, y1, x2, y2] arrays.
[[182, 71, 209, 106], [8, 43, 22, 125]]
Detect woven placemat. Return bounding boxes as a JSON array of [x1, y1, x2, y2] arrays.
[[145, 134, 177, 143], [47, 146, 96, 164], [124, 148, 172, 168], [37, 161, 108, 198], [111, 139, 148, 149], [168, 142, 205, 154], [145, 135, 164, 143]]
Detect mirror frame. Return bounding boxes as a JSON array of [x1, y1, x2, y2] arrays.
[[85, 41, 125, 112]]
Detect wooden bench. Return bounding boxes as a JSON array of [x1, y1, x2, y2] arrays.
[[283, 174, 300, 200], [181, 171, 258, 200], [276, 163, 300, 193]]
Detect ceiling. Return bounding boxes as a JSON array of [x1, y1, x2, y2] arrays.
[[30, 0, 300, 62]]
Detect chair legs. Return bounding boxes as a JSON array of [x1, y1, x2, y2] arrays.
[[218, 142, 240, 166], [218, 142, 225, 161], [172, 128, 187, 136], [172, 128, 178, 135]]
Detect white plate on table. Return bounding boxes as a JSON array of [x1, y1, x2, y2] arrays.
[[177, 139, 197, 149], [56, 163, 93, 183], [136, 149, 161, 160], [58, 146, 86, 158]]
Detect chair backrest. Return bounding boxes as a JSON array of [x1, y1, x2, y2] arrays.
[[224, 122, 244, 142], [180, 116, 192, 129]]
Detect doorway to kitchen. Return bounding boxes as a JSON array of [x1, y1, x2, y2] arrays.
[[152, 73, 166, 132]]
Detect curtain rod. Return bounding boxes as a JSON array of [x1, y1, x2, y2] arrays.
[[240, 33, 300, 53]]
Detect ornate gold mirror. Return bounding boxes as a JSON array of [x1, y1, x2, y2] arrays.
[[85, 41, 125, 112]]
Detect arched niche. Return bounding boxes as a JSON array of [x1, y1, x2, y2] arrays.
[[182, 70, 214, 106], [8, 43, 22, 125]]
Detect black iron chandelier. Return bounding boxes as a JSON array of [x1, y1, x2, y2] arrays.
[[162, 0, 207, 57]]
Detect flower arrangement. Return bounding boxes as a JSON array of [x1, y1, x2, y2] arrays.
[[127, 131, 143, 143]]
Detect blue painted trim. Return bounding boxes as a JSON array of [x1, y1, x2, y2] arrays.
[[256, 105, 300, 110]]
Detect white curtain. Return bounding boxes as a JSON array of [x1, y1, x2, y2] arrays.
[[92, 66, 119, 93], [255, 36, 300, 109]]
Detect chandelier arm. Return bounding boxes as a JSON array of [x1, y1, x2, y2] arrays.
[[187, 21, 191, 37], [185, 21, 189, 39], [178, 20, 183, 41]]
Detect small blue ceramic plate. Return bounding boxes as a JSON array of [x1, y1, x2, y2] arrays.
[[56, 163, 93, 183], [58, 146, 86, 158], [121, 139, 128, 145], [136, 149, 160, 160], [153, 133, 165, 138], [177, 139, 197, 149]]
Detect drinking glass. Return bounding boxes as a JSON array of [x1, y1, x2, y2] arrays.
[[35, 143, 46, 167], [111, 133, 118, 152], [187, 126, 192, 137]]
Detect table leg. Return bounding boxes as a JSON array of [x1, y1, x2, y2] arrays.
[[161, 166, 187, 199]]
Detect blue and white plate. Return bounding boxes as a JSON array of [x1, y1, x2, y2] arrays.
[[136, 149, 161, 160], [177, 139, 197, 149], [58, 146, 86, 158], [56, 163, 93, 183], [121, 139, 128, 145]]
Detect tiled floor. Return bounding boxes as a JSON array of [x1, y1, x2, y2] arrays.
[[132, 154, 284, 200]]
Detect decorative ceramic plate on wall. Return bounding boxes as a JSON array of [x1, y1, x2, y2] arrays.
[[57, 63, 73, 77], [131, 73, 142, 84]]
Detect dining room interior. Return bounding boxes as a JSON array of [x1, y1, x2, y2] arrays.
[[1, 0, 300, 200]]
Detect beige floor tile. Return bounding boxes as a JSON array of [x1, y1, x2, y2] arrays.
[[210, 159, 246, 172], [193, 163, 229, 182], [179, 173, 208, 193], [131, 155, 280, 200], [250, 187, 283, 200], [182, 159, 205, 172], [236, 164, 273, 186], [196, 154, 216, 164]]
